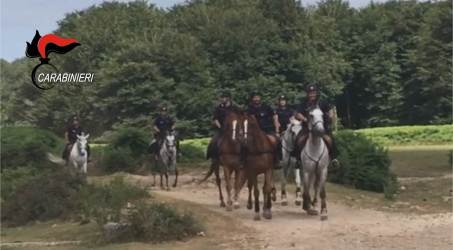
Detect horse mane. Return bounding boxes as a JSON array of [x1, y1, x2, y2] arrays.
[[219, 109, 244, 154]]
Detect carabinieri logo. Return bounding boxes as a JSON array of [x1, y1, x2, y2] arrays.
[[25, 30, 94, 90]]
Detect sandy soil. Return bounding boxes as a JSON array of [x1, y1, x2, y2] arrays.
[[124, 173, 453, 250]]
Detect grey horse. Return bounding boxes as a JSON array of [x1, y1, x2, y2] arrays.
[[156, 130, 178, 190], [300, 107, 329, 220], [68, 133, 89, 174], [278, 117, 303, 206]]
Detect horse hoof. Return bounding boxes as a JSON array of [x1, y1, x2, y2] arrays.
[[295, 200, 302, 206], [247, 203, 252, 210], [263, 210, 272, 220], [226, 205, 233, 212], [307, 209, 318, 216], [281, 200, 288, 206], [220, 202, 226, 208], [172, 184, 177, 188], [321, 214, 328, 221], [233, 202, 240, 209], [253, 214, 261, 221]]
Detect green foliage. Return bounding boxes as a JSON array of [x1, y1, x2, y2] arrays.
[[1, 127, 62, 170], [356, 125, 453, 146], [127, 202, 203, 243], [78, 176, 149, 227], [1, 167, 86, 226], [1, 0, 451, 134], [99, 128, 149, 172], [1, 167, 40, 201], [330, 130, 397, 194], [179, 138, 209, 163]]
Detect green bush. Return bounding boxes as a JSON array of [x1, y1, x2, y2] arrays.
[[179, 138, 209, 163], [78, 176, 149, 227], [330, 130, 397, 196], [1, 167, 86, 226], [356, 125, 453, 146], [1, 127, 62, 170], [1, 167, 40, 201], [127, 202, 203, 242], [99, 128, 149, 172]]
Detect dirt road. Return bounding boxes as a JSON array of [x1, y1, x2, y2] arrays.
[[125, 173, 453, 250]]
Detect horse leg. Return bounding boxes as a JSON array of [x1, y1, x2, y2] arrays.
[[152, 174, 156, 187], [247, 176, 253, 210], [305, 172, 318, 215], [215, 166, 226, 207], [295, 167, 302, 205], [280, 162, 288, 206], [83, 161, 87, 174], [165, 172, 170, 191], [224, 167, 233, 211], [160, 174, 164, 189], [233, 168, 245, 209], [312, 172, 320, 208], [263, 168, 273, 220], [319, 167, 328, 221], [173, 168, 178, 187], [253, 176, 260, 221]]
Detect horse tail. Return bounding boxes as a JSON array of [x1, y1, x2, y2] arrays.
[[198, 160, 219, 184]]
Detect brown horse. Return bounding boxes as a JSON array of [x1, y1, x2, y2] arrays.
[[199, 110, 247, 211], [244, 114, 278, 220]]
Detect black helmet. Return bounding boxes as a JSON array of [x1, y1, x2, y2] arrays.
[[305, 83, 319, 93], [278, 95, 287, 101], [249, 91, 261, 100]]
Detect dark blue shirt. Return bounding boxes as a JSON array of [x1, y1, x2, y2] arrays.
[[276, 106, 294, 131], [154, 115, 174, 132], [66, 125, 83, 143], [247, 104, 275, 133]]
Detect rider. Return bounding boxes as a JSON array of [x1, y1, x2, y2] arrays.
[[294, 83, 339, 167], [207, 91, 238, 160], [150, 106, 175, 158], [62, 115, 90, 162], [275, 95, 294, 134], [247, 92, 281, 163]]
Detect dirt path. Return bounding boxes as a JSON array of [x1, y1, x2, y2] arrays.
[[125, 173, 453, 250]]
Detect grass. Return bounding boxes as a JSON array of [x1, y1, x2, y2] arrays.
[[388, 146, 452, 177]]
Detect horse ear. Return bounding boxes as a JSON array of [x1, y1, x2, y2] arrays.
[[76, 135, 81, 139], [85, 133, 90, 139]]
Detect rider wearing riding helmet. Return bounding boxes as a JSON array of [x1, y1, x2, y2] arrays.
[[62, 115, 90, 162], [150, 106, 175, 156], [294, 83, 339, 167], [275, 95, 295, 134], [207, 91, 239, 160]]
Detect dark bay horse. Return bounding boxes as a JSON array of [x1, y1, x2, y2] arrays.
[[244, 114, 278, 220]]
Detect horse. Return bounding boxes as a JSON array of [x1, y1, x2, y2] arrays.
[[155, 130, 178, 190], [244, 114, 278, 220], [68, 133, 89, 174], [199, 110, 247, 210], [279, 117, 303, 206], [300, 107, 330, 220]]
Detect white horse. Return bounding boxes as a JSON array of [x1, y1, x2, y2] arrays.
[[68, 133, 89, 174], [156, 130, 178, 190], [279, 117, 303, 206], [300, 107, 330, 220]]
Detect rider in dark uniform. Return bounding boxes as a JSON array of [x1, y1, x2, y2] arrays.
[[150, 106, 175, 157], [247, 92, 280, 135], [207, 91, 238, 160], [62, 115, 90, 162], [294, 84, 339, 167], [247, 92, 282, 165], [275, 95, 294, 134]]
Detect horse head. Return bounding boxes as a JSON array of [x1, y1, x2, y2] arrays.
[[223, 110, 248, 144], [288, 117, 302, 137], [307, 107, 325, 136], [164, 130, 177, 153], [76, 133, 89, 157]]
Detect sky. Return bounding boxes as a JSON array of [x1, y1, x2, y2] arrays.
[[1, 0, 388, 62]]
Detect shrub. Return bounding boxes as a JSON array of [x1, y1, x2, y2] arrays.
[[356, 125, 453, 146], [1, 127, 62, 170], [1, 167, 40, 201], [1, 167, 86, 226], [179, 138, 209, 163], [99, 128, 149, 172], [78, 176, 149, 227], [127, 202, 203, 242], [330, 130, 397, 196]]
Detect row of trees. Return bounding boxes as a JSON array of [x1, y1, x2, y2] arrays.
[[1, 0, 451, 138]]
